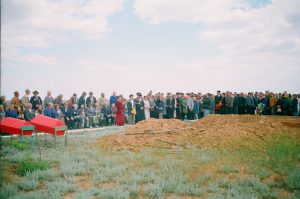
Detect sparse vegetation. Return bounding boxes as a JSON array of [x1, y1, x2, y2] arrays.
[[1, 120, 299, 198], [17, 159, 50, 176]]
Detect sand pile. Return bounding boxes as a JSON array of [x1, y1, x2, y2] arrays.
[[97, 115, 300, 151], [189, 115, 300, 149], [97, 119, 193, 150], [124, 118, 189, 134]]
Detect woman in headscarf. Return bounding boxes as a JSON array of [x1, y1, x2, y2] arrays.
[[115, 95, 125, 126]]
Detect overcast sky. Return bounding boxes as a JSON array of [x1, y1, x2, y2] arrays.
[[1, 0, 300, 99]]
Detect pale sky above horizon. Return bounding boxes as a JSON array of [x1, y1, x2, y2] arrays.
[[1, 0, 300, 99]]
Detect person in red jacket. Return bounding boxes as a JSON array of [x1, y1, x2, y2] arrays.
[[115, 95, 125, 126]]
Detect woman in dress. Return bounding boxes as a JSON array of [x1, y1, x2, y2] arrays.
[[143, 96, 151, 120], [115, 95, 125, 126]]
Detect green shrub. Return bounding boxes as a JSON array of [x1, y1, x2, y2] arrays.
[[8, 140, 28, 151], [287, 168, 300, 190], [266, 136, 300, 174], [17, 159, 50, 176]]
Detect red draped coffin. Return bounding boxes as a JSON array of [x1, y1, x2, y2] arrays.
[[0, 117, 34, 136], [30, 115, 65, 136]]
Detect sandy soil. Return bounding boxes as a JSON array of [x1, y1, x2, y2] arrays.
[[97, 115, 300, 151]]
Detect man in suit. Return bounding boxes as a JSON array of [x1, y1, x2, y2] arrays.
[[44, 90, 54, 108], [24, 103, 36, 121], [21, 89, 31, 110], [78, 92, 87, 108], [134, 92, 145, 123], [127, 94, 136, 125], [86, 92, 97, 108], [62, 102, 74, 129], [101, 102, 113, 126], [166, 93, 176, 119], [44, 102, 58, 118]]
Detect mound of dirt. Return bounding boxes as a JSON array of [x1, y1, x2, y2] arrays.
[[190, 115, 299, 149], [96, 115, 300, 151], [123, 118, 189, 134]]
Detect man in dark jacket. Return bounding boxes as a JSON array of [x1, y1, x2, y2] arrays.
[[291, 94, 299, 116], [238, 93, 246, 114], [166, 94, 176, 119], [62, 103, 74, 129], [86, 92, 97, 108], [78, 92, 87, 108], [215, 90, 222, 114], [30, 90, 42, 111], [24, 103, 35, 121], [135, 92, 145, 123]]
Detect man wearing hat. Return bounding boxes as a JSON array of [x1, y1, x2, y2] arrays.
[[21, 89, 31, 110], [134, 92, 145, 123], [30, 90, 42, 111]]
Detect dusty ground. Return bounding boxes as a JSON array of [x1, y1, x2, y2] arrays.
[[97, 115, 300, 151]]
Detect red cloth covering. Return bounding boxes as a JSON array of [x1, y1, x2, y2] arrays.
[[0, 117, 34, 135], [30, 115, 65, 136], [115, 101, 125, 126]]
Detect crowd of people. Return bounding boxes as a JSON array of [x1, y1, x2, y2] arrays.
[[0, 89, 299, 130]]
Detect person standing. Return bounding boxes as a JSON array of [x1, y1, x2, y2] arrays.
[[30, 90, 42, 111], [54, 94, 64, 109], [215, 91, 222, 114], [269, 93, 276, 115], [98, 93, 107, 110], [127, 94, 136, 125], [86, 103, 96, 128], [70, 93, 78, 106], [115, 96, 125, 126], [44, 90, 54, 108], [155, 96, 164, 119], [226, 92, 234, 114], [78, 92, 87, 108], [166, 94, 176, 119], [144, 96, 151, 120], [21, 89, 31, 110], [291, 94, 298, 116], [109, 91, 118, 107], [246, 93, 255, 114], [193, 96, 200, 119], [10, 91, 21, 110], [238, 93, 246, 114], [233, 93, 239, 115], [210, 94, 216, 115], [202, 94, 211, 116], [135, 92, 145, 123], [181, 96, 188, 120], [86, 92, 97, 108]]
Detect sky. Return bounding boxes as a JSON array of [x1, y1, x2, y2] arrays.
[[1, 0, 300, 99]]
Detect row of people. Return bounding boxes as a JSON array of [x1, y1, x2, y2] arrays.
[[0, 90, 299, 128]]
